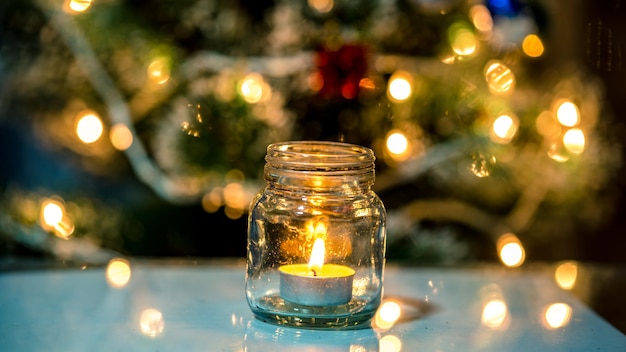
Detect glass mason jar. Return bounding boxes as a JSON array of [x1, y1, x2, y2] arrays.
[[246, 141, 386, 329]]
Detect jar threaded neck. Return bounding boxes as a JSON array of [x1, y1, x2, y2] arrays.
[[264, 141, 375, 192]]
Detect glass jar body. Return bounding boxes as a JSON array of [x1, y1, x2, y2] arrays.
[[245, 141, 386, 329]]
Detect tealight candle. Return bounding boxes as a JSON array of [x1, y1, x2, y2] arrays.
[[279, 238, 355, 306]]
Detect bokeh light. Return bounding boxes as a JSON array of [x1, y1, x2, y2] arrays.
[[482, 299, 508, 329], [535, 111, 561, 138], [556, 100, 580, 127], [373, 300, 402, 330], [470, 5, 493, 37], [76, 110, 104, 144], [548, 140, 571, 163], [449, 22, 477, 56], [484, 60, 515, 95], [387, 71, 413, 102], [563, 128, 585, 155], [41, 199, 64, 229], [106, 258, 132, 289], [202, 187, 224, 213], [308, 0, 334, 13], [64, 0, 93, 13], [543, 303, 573, 329], [522, 34, 545, 57], [497, 233, 525, 267], [109, 123, 134, 151], [386, 131, 409, 155], [39, 198, 75, 239], [490, 114, 518, 144], [140, 308, 165, 337], [147, 58, 171, 85], [379, 334, 402, 352], [554, 261, 578, 290], [240, 73, 270, 104], [469, 152, 496, 178]]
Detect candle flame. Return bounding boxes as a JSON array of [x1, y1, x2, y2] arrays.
[[308, 238, 325, 275]]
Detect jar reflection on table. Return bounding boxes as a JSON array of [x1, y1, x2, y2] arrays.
[[245, 141, 387, 329], [243, 318, 380, 351]]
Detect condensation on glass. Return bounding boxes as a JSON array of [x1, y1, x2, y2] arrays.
[[246, 140, 386, 329]]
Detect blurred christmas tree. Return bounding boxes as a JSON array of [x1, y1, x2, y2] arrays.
[[0, 0, 624, 266]]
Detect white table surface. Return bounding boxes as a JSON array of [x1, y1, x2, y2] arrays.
[[0, 259, 624, 351]]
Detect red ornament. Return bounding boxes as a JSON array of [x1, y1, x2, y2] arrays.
[[313, 44, 368, 100]]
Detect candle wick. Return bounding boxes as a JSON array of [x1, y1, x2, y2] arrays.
[[311, 269, 318, 277]]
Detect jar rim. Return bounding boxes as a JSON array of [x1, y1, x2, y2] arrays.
[[266, 141, 375, 170]]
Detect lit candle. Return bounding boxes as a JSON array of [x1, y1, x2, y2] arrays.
[[279, 238, 355, 306]]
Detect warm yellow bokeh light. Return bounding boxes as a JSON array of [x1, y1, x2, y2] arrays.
[[110, 123, 134, 151], [40, 198, 75, 239], [201, 188, 223, 213], [500, 242, 525, 267], [65, 0, 93, 13], [223, 182, 248, 210], [373, 300, 402, 330], [535, 111, 561, 138], [379, 301, 401, 324], [308, 0, 334, 13], [379, 334, 402, 352], [556, 101, 580, 127], [41, 200, 64, 228], [147, 58, 171, 85], [522, 34, 545, 57], [387, 71, 413, 102], [484, 60, 515, 95], [563, 128, 585, 155], [106, 258, 132, 289], [490, 114, 518, 144], [451, 29, 477, 56], [224, 205, 244, 220], [140, 308, 165, 337], [470, 5, 493, 34], [548, 141, 570, 163], [240, 73, 270, 104], [554, 261, 578, 290], [482, 299, 508, 328], [76, 111, 104, 144], [386, 132, 409, 155], [497, 233, 525, 267], [543, 303, 572, 329]]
